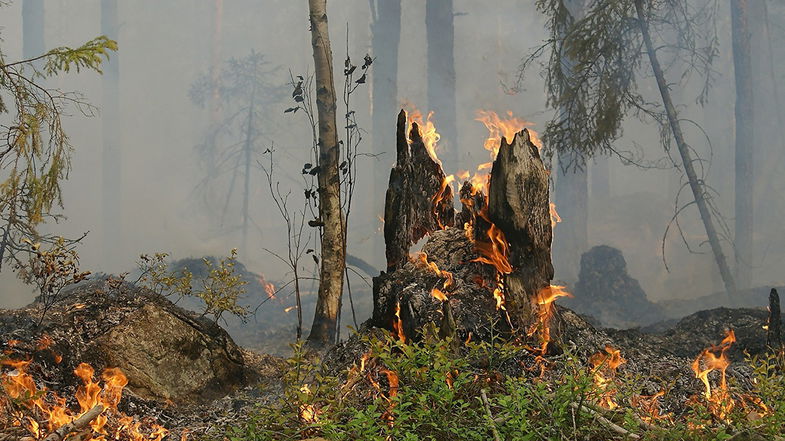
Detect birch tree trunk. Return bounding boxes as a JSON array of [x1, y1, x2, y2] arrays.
[[731, 0, 754, 289], [307, 0, 346, 347], [634, 0, 737, 297], [101, 0, 122, 269]]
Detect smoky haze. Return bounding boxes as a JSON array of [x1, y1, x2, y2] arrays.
[[0, 0, 783, 332]]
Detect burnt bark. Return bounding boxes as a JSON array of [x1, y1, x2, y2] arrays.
[[767, 288, 782, 350], [487, 130, 555, 325], [383, 110, 454, 271]]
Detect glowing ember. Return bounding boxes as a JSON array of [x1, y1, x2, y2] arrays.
[[413, 252, 454, 301], [632, 390, 670, 424], [589, 345, 626, 409]]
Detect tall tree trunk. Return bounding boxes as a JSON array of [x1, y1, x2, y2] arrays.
[[425, 0, 458, 172], [554, 152, 587, 282], [209, 0, 223, 125], [731, 0, 754, 289], [242, 89, 255, 253], [552, 0, 587, 283], [22, 0, 44, 60], [633, 0, 737, 297], [370, 0, 402, 266], [101, 0, 121, 270], [307, 0, 346, 347]]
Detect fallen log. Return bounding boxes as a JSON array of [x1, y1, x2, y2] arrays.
[[383, 109, 454, 271]]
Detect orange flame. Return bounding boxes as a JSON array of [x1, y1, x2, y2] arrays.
[[1, 353, 169, 440], [549, 202, 561, 230], [691, 329, 737, 421], [589, 345, 626, 409], [408, 110, 442, 166], [413, 252, 454, 301], [475, 110, 539, 163], [529, 285, 572, 354], [393, 301, 406, 343]]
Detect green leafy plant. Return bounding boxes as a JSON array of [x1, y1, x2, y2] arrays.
[[137, 249, 248, 323]]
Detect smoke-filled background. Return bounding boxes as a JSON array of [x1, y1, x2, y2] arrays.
[[0, 1, 783, 343]]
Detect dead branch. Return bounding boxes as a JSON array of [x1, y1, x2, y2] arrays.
[[480, 388, 502, 441], [569, 402, 640, 440], [43, 404, 105, 441]]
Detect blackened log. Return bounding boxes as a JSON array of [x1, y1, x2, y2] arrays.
[[487, 129, 554, 325], [767, 288, 782, 350], [383, 109, 454, 271]]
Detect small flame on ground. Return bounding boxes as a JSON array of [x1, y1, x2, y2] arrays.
[[1, 356, 168, 441], [691, 329, 736, 420], [589, 346, 626, 409]]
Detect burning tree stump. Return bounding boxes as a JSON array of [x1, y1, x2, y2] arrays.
[[487, 129, 554, 326], [384, 109, 454, 271], [374, 111, 559, 349]]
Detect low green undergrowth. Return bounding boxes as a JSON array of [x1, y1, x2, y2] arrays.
[[221, 333, 785, 441]]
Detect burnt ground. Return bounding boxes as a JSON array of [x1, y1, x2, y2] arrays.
[[1, 276, 781, 439]]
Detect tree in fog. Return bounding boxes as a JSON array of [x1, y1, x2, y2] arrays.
[[426, 0, 458, 172], [730, 0, 754, 289], [0, 14, 117, 269], [550, 0, 588, 283], [101, 0, 122, 269], [189, 51, 284, 251], [22, 0, 44, 61], [527, 0, 738, 295], [370, 0, 401, 259]]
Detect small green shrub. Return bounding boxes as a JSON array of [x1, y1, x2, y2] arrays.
[[137, 249, 248, 323]]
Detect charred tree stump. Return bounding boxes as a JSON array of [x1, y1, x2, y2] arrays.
[[384, 109, 454, 271], [374, 115, 557, 347], [487, 129, 554, 327], [767, 288, 782, 350]]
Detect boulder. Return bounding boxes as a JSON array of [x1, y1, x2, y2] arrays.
[[562, 245, 665, 328], [0, 278, 251, 404]]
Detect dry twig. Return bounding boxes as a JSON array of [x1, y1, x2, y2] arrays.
[[43, 404, 105, 441], [480, 388, 502, 441]]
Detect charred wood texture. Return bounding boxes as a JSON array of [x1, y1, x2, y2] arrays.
[[767, 288, 782, 350], [488, 129, 554, 325], [384, 109, 454, 270]]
